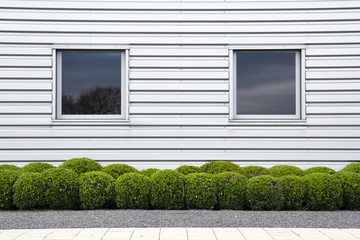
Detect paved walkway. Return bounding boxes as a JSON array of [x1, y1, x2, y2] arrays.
[[1, 228, 360, 240]]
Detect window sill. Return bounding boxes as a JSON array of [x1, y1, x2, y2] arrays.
[[228, 119, 307, 126], [51, 119, 130, 126]]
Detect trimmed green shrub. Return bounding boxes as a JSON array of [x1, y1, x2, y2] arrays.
[[200, 161, 241, 174], [278, 175, 305, 210], [238, 166, 270, 178], [13, 172, 46, 209], [0, 164, 20, 171], [304, 173, 342, 210], [79, 171, 115, 210], [176, 165, 201, 175], [0, 170, 21, 209], [185, 173, 217, 209], [139, 168, 159, 177], [21, 162, 55, 173], [246, 175, 284, 210], [269, 165, 304, 177], [41, 168, 79, 209], [304, 166, 336, 175], [59, 157, 102, 174], [150, 170, 185, 209], [214, 172, 247, 210], [102, 164, 138, 179], [336, 172, 360, 210], [340, 162, 360, 174], [115, 173, 151, 209]]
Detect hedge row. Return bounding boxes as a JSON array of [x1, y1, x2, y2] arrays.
[[0, 159, 359, 211]]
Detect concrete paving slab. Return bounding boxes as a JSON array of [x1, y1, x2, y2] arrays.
[[131, 228, 160, 240], [45, 228, 84, 240], [238, 228, 273, 240], [319, 228, 360, 240], [160, 228, 187, 240], [291, 228, 331, 240], [0, 228, 359, 240], [264, 228, 302, 240], [72, 228, 108, 240], [344, 229, 360, 239], [213, 228, 245, 240], [187, 228, 216, 240]]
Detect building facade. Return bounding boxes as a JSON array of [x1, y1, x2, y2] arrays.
[[0, 0, 360, 170]]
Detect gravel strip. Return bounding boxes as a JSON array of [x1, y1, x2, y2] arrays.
[[0, 210, 359, 229]]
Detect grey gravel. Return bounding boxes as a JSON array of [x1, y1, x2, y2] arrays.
[[0, 210, 359, 229]]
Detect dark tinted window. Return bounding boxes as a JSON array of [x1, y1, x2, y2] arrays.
[[61, 51, 122, 114], [236, 51, 296, 115]]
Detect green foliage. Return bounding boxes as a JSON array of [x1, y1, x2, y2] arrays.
[[246, 175, 284, 210], [41, 168, 79, 209], [175, 165, 201, 175], [336, 172, 360, 210], [268, 165, 304, 177], [21, 162, 55, 173], [102, 164, 138, 179], [0, 164, 21, 171], [278, 175, 305, 210], [304, 173, 342, 210], [150, 170, 185, 209], [200, 161, 241, 174], [214, 172, 247, 210], [304, 167, 336, 175], [79, 171, 115, 210], [340, 162, 360, 174], [0, 170, 21, 209], [185, 173, 217, 209], [59, 157, 102, 174], [115, 173, 151, 209], [139, 168, 159, 177], [13, 172, 46, 209], [238, 166, 270, 178]]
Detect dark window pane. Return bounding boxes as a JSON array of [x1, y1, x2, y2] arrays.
[[61, 51, 122, 114], [236, 51, 296, 115]]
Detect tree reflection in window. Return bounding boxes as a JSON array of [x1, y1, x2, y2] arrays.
[[62, 87, 121, 114], [59, 51, 123, 117]]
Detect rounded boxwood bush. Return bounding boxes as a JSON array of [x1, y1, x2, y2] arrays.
[[0, 170, 21, 209], [79, 171, 115, 210], [200, 161, 241, 174], [268, 165, 304, 177], [102, 164, 138, 179], [115, 173, 151, 209], [278, 175, 305, 210], [185, 173, 217, 209], [238, 166, 270, 178], [21, 162, 55, 173], [150, 170, 185, 209], [304, 167, 336, 175], [304, 173, 342, 210], [13, 172, 46, 209], [59, 157, 102, 174], [340, 162, 360, 174], [0, 164, 20, 171], [139, 168, 159, 177], [41, 168, 79, 209], [176, 165, 201, 175], [336, 172, 360, 210], [246, 175, 284, 210], [214, 172, 247, 210]]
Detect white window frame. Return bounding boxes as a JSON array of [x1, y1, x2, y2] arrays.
[[229, 47, 305, 121], [54, 47, 128, 121]]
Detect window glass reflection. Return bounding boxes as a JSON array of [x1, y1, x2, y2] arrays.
[[236, 52, 296, 115], [61, 51, 122, 114]]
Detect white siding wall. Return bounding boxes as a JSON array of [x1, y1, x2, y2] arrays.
[[0, 0, 359, 170]]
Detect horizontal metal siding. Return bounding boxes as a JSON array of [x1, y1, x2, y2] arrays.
[[0, 0, 359, 169]]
